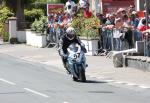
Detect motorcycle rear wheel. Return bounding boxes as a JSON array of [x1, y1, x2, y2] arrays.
[[72, 76, 78, 81]]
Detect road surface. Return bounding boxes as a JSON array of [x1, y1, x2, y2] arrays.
[[0, 53, 150, 103]]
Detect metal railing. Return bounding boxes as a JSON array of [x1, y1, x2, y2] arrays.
[[144, 32, 150, 57], [17, 21, 32, 30], [99, 27, 150, 57], [46, 26, 65, 48]]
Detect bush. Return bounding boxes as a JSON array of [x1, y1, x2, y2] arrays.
[[0, 23, 3, 37], [3, 32, 9, 42], [0, 7, 13, 23], [71, 9, 100, 39], [24, 8, 44, 23], [0, 6, 13, 41], [82, 17, 100, 38], [31, 16, 47, 34]]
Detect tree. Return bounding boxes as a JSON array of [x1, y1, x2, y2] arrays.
[[1, 0, 78, 29], [34, 0, 61, 4], [1, 0, 38, 29]]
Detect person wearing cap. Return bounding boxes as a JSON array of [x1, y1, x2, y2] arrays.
[[58, 27, 86, 73]]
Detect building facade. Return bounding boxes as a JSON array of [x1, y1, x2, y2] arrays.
[[87, 0, 150, 15], [89, 0, 134, 14], [102, 0, 134, 14], [135, 0, 150, 12]]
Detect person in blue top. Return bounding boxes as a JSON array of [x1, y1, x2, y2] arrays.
[[48, 14, 55, 35]]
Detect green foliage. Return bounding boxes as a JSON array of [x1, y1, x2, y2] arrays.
[[0, 23, 4, 37], [24, 8, 44, 23], [71, 9, 100, 39], [71, 9, 84, 36], [35, 0, 61, 3], [3, 31, 9, 42], [31, 16, 47, 35], [33, 0, 78, 4], [0, 6, 13, 23], [0, 6, 13, 40]]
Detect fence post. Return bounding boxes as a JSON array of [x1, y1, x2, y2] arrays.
[[144, 34, 147, 56], [111, 28, 114, 51]]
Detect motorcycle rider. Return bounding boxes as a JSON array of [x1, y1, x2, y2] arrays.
[[58, 27, 87, 73]]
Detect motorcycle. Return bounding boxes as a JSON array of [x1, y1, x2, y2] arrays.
[[66, 43, 87, 82]]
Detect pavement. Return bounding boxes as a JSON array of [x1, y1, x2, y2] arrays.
[[1, 44, 150, 90]]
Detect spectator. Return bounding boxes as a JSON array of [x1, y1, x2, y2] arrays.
[[129, 5, 135, 13], [138, 19, 148, 32], [65, 0, 76, 15], [138, 19, 149, 39], [48, 14, 55, 35], [131, 13, 139, 28], [63, 13, 72, 27], [122, 14, 133, 49], [84, 6, 92, 18], [130, 13, 141, 41], [79, 0, 88, 9], [97, 13, 107, 25], [117, 8, 126, 17], [105, 14, 115, 25], [113, 18, 124, 51]]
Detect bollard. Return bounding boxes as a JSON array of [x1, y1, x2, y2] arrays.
[[113, 52, 123, 68]]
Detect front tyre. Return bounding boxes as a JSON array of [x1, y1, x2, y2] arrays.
[[79, 66, 86, 82]]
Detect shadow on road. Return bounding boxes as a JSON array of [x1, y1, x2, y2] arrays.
[[84, 80, 107, 84]]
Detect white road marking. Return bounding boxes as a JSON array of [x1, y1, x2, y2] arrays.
[[0, 78, 16, 85], [114, 81, 125, 84], [63, 102, 69, 103], [24, 88, 49, 98], [104, 79, 115, 82], [0, 50, 15, 53], [97, 76, 106, 79], [126, 83, 138, 86], [138, 85, 150, 89], [88, 74, 150, 89], [88, 75, 150, 90], [89, 75, 97, 78]]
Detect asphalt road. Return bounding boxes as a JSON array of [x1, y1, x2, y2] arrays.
[[0, 53, 150, 103]]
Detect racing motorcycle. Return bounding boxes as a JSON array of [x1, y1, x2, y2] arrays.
[[66, 43, 87, 82]]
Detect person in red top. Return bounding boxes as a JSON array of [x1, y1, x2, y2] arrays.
[[138, 19, 149, 39], [139, 19, 149, 31], [84, 5, 92, 18]]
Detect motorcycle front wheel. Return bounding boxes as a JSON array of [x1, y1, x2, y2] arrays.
[[79, 66, 86, 82]]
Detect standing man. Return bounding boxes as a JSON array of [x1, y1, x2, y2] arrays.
[[48, 14, 55, 35]]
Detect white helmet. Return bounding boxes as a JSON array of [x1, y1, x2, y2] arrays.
[[66, 27, 76, 40]]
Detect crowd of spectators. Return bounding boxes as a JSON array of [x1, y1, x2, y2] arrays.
[[96, 5, 150, 56], [47, 0, 91, 41], [47, 0, 150, 56]]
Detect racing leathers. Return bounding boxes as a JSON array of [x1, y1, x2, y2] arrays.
[[58, 35, 86, 72]]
